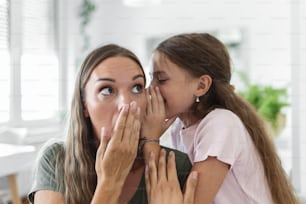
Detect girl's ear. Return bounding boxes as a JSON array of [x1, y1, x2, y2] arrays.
[[194, 74, 212, 97]]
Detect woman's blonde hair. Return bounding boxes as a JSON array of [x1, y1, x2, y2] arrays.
[[62, 44, 144, 204], [156, 33, 299, 204]]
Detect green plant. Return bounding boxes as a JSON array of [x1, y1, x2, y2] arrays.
[[76, 0, 96, 70], [79, 0, 96, 52], [237, 71, 289, 137]]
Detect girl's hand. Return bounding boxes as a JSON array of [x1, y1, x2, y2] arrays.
[[145, 149, 198, 204], [141, 86, 176, 140], [95, 101, 141, 186]]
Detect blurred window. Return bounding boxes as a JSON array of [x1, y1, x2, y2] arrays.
[[0, 0, 60, 125]]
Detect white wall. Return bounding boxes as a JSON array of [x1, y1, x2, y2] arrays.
[[291, 0, 306, 197], [84, 0, 291, 87]]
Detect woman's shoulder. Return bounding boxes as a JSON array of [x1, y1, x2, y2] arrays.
[[37, 139, 64, 162]]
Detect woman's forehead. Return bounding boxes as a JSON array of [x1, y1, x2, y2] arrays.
[[88, 56, 145, 83]]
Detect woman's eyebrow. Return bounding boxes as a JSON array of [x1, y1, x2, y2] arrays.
[[95, 78, 115, 83], [133, 74, 145, 81], [95, 74, 145, 83]]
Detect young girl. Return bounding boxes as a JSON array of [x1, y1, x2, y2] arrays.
[[147, 33, 298, 204]]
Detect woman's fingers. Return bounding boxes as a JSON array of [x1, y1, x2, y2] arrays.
[[129, 107, 140, 148], [97, 127, 109, 159], [157, 149, 167, 182], [166, 151, 180, 186], [148, 152, 157, 187], [146, 150, 196, 204], [121, 101, 138, 143], [183, 171, 198, 204], [145, 165, 151, 202], [112, 104, 129, 143]]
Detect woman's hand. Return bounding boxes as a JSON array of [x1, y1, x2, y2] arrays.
[[92, 101, 141, 204], [145, 149, 198, 204]]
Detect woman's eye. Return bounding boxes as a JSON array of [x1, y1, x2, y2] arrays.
[[132, 84, 143, 94], [100, 87, 113, 96]]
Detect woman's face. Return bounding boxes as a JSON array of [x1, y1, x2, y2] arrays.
[[84, 56, 146, 140], [151, 52, 199, 119]]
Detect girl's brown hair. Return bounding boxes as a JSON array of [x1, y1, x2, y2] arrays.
[[62, 44, 144, 204], [156, 33, 298, 204]]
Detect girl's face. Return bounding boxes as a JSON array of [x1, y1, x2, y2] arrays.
[[84, 56, 146, 140], [151, 52, 199, 119]]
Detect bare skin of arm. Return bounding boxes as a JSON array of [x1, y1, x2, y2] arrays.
[[192, 156, 230, 204], [34, 102, 141, 204], [142, 86, 176, 164], [34, 190, 64, 204]]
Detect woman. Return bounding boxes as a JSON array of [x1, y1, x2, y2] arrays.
[[28, 44, 193, 204]]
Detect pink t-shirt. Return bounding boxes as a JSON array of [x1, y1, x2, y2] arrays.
[[171, 108, 273, 204]]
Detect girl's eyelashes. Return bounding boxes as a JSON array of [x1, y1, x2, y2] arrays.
[[152, 72, 168, 84], [155, 76, 168, 84], [157, 78, 168, 84]]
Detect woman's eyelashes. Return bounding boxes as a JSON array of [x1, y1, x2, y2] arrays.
[[99, 86, 113, 96], [98, 83, 144, 97], [132, 84, 144, 94]]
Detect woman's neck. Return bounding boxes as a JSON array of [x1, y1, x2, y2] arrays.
[[119, 160, 145, 204]]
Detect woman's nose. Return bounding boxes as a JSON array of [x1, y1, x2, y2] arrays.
[[117, 92, 132, 110]]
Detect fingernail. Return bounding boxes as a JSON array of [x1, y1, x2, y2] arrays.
[[145, 164, 149, 172], [101, 127, 106, 137], [124, 104, 129, 112], [150, 151, 154, 158], [191, 171, 198, 179], [130, 101, 136, 109], [169, 151, 175, 158]]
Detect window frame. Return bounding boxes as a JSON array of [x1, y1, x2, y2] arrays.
[[0, 0, 66, 133]]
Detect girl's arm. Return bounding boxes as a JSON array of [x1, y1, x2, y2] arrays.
[[192, 156, 230, 204], [141, 86, 176, 164]]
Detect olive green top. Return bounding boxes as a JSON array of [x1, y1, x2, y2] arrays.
[[28, 142, 192, 204]]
